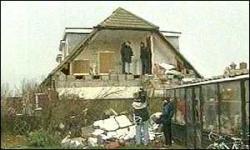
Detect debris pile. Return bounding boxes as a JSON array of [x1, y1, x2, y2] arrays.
[[61, 112, 163, 148]]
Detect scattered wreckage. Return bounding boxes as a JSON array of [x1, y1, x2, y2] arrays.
[[60, 112, 164, 148]]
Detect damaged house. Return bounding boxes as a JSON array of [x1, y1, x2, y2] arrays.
[[41, 7, 201, 100]]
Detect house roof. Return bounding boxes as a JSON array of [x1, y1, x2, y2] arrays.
[[40, 7, 202, 87], [156, 30, 202, 77], [97, 7, 159, 30]]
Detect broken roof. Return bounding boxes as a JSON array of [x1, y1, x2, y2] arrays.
[[97, 7, 159, 30], [40, 7, 202, 86]]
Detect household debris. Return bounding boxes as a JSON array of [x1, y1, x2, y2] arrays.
[[61, 112, 165, 148], [61, 134, 87, 149]]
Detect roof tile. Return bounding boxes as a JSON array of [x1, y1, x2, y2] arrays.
[[98, 7, 159, 30]]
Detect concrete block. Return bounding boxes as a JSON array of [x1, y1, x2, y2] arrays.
[[109, 74, 118, 80], [85, 75, 92, 80], [101, 75, 109, 81], [142, 74, 153, 81], [67, 75, 76, 81], [118, 74, 126, 81], [126, 74, 134, 80]]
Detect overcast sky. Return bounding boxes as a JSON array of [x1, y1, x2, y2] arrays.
[[1, 1, 249, 91]]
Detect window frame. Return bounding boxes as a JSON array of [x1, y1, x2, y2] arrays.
[[72, 59, 90, 75], [98, 51, 115, 75]]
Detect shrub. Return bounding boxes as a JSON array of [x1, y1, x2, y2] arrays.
[[28, 129, 60, 147]]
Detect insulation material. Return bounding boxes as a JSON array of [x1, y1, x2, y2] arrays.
[[159, 63, 175, 70], [115, 115, 132, 128], [88, 137, 98, 147], [92, 129, 105, 136], [93, 120, 104, 128], [182, 77, 196, 83], [57, 86, 140, 99], [124, 125, 136, 140], [115, 128, 129, 139], [106, 131, 117, 139], [101, 116, 119, 131], [165, 69, 183, 76]]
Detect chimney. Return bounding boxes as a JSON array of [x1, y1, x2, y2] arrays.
[[239, 62, 247, 69], [56, 54, 62, 63], [230, 62, 237, 70]]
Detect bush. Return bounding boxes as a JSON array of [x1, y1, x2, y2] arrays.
[[28, 129, 60, 147]]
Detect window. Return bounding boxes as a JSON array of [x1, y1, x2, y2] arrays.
[[176, 88, 186, 125], [72, 60, 90, 74], [219, 81, 241, 135], [99, 52, 115, 74], [202, 84, 219, 132], [194, 87, 201, 124], [186, 88, 193, 124], [176, 60, 183, 72]]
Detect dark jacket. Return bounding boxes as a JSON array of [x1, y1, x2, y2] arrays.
[[138, 90, 147, 103], [134, 107, 149, 123], [161, 101, 174, 125], [140, 46, 151, 60], [121, 45, 133, 63]]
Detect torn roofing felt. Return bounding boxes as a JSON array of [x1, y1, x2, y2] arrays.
[[41, 7, 202, 86]]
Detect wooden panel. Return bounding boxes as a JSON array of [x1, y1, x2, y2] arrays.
[[99, 52, 114, 73], [72, 60, 90, 74]]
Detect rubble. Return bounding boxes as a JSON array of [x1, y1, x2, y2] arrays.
[[61, 135, 87, 149], [61, 112, 165, 148]]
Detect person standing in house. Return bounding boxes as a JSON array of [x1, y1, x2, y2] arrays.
[[132, 94, 150, 146], [121, 41, 134, 74], [140, 42, 151, 75], [120, 42, 126, 74], [160, 97, 174, 147]]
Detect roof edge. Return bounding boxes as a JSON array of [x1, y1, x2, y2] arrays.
[[156, 30, 202, 78]]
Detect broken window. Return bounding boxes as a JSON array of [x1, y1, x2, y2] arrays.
[[245, 80, 249, 134], [202, 84, 219, 133], [176, 59, 184, 72], [176, 88, 186, 125], [99, 52, 115, 74], [72, 60, 90, 74], [220, 81, 241, 135]]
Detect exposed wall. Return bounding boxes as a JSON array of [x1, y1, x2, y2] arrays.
[[75, 29, 152, 75], [165, 36, 179, 51], [66, 33, 89, 55], [152, 32, 178, 67], [67, 29, 192, 76]]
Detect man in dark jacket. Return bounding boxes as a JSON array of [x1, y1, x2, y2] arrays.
[[161, 97, 174, 147], [120, 41, 133, 74], [132, 96, 150, 145], [140, 42, 151, 75], [138, 88, 147, 103]]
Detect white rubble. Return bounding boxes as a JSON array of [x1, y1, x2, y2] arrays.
[[115, 128, 129, 139], [88, 137, 98, 147], [61, 135, 86, 148], [101, 116, 119, 131], [59, 123, 65, 129], [165, 69, 183, 76], [159, 63, 175, 70], [182, 77, 196, 83], [92, 129, 104, 136], [88, 114, 163, 145], [115, 115, 133, 128], [93, 120, 104, 128]]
